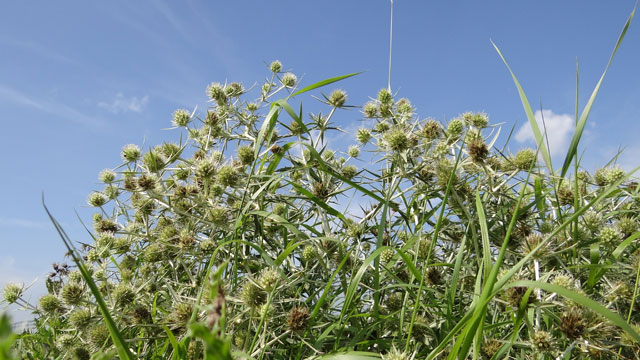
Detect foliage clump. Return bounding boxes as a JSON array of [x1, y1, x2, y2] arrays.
[[3, 61, 640, 359]]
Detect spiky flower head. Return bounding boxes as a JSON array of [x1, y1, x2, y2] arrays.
[[594, 168, 608, 186], [363, 101, 377, 118], [356, 128, 372, 144], [56, 334, 75, 348], [88, 324, 110, 348], [258, 268, 279, 291], [531, 330, 554, 352], [328, 89, 347, 107], [61, 283, 84, 305], [560, 309, 585, 339], [377, 88, 393, 104], [617, 216, 637, 237], [112, 283, 135, 308], [87, 192, 107, 207], [281, 72, 297, 88], [599, 226, 620, 248], [464, 112, 489, 128], [446, 118, 464, 138], [396, 98, 413, 116], [225, 82, 243, 97], [341, 165, 358, 180], [169, 302, 193, 328], [384, 128, 409, 152], [383, 347, 408, 360], [217, 165, 239, 187], [39, 294, 61, 313], [468, 138, 488, 163], [143, 150, 165, 173], [385, 292, 404, 311], [98, 169, 116, 184], [69, 309, 92, 329], [172, 109, 191, 127], [121, 144, 141, 162], [237, 145, 254, 165], [422, 119, 442, 140], [104, 185, 119, 199], [481, 338, 502, 359], [269, 60, 282, 73], [207, 82, 227, 104], [287, 306, 309, 331], [302, 245, 318, 263], [583, 211, 602, 233], [557, 185, 574, 206], [380, 248, 395, 264], [513, 148, 536, 171], [606, 166, 626, 185], [241, 281, 266, 308], [3, 283, 23, 304], [71, 347, 90, 360]]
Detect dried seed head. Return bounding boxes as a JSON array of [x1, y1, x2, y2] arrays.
[[481, 338, 502, 358], [287, 306, 310, 331], [560, 309, 585, 339], [468, 138, 488, 163]]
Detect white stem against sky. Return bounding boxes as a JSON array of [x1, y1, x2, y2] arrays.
[[388, 0, 394, 92]]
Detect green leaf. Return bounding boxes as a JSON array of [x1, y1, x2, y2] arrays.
[[290, 72, 361, 97]]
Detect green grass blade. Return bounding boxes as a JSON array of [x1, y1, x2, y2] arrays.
[[492, 40, 553, 174], [42, 197, 134, 360], [560, 6, 635, 178], [509, 280, 640, 343], [290, 72, 362, 97]]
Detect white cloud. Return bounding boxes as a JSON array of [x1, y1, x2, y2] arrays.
[[515, 109, 574, 159], [98, 93, 149, 114]]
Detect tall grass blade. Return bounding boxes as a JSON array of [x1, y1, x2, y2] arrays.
[[560, 6, 635, 178]]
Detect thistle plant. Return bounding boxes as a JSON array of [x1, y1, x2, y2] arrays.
[[4, 12, 640, 359]]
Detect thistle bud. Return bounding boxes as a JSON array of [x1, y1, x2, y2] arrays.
[[172, 109, 191, 127], [281, 73, 297, 88], [328, 89, 347, 107], [121, 144, 141, 162], [269, 60, 282, 73]]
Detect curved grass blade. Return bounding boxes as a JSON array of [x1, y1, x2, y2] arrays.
[[42, 196, 134, 360], [492, 40, 553, 174]]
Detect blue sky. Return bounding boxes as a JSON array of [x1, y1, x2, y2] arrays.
[[1, 1, 639, 324]]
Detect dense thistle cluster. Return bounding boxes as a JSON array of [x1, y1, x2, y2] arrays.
[[4, 63, 640, 359]]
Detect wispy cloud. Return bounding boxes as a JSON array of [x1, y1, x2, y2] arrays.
[[0, 36, 78, 65], [0, 84, 106, 129], [98, 93, 149, 114], [515, 109, 574, 159], [0, 217, 48, 229]]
